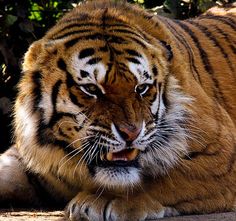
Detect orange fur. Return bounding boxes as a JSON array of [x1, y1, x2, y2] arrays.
[[0, 1, 236, 220]]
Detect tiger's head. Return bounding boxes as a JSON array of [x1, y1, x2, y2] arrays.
[[15, 1, 191, 190]]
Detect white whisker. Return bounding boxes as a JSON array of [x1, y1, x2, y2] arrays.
[[58, 141, 91, 173], [65, 135, 95, 149]]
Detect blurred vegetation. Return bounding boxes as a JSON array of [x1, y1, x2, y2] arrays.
[[0, 0, 235, 151]]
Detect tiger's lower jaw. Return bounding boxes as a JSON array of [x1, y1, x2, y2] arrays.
[[93, 166, 141, 188], [86, 148, 142, 188]]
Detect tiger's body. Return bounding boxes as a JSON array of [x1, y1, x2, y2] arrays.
[[0, 1, 236, 220]]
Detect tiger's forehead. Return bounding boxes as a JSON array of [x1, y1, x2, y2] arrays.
[[68, 46, 154, 87]]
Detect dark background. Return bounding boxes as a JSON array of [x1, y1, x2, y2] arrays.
[[0, 0, 235, 152]]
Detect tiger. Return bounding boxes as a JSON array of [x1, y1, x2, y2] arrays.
[[0, 0, 236, 220]]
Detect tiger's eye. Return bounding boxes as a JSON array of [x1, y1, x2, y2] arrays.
[[80, 84, 101, 97], [84, 84, 98, 93], [135, 84, 150, 96]]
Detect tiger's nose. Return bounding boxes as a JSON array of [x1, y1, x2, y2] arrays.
[[115, 124, 141, 143]]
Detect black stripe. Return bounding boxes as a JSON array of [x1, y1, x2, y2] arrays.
[[162, 75, 169, 110], [214, 26, 236, 55], [110, 47, 123, 55], [143, 71, 151, 79], [164, 19, 201, 84], [65, 38, 82, 48], [66, 71, 76, 88], [111, 28, 146, 41], [149, 90, 158, 104], [57, 58, 67, 72], [119, 70, 131, 82], [54, 139, 74, 153], [32, 71, 43, 112], [65, 118, 87, 134], [69, 90, 84, 108], [187, 20, 234, 73], [152, 65, 158, 76], [37, 122, 75, 154], [74, 126, 81, 132], [51, 80, 62, 113], [31, 73, 82, 153], [106, 35, 128, 44], [57, 58, 85, 107], [175, 20, 226, 106], [110, 23, 150, 41], [104, 63, 113, 84], [86, 57, 102, 65], [50, 22, 98, 38], [79, 48, 95, 59], [160, 41, 173, 61], [64, 33, 128, 48], [58, 127, 70, 139], [126, 57, 141, 64], [80, 70, 90, 78], [125, 49, 142, 57], [117, 61, 127, 69], [52, 29, 92, 40], [56, 59, 78, 87], [199, 15, 236, 32], [99, 45, 109, 52], [126, 36, 147, 48], [107, 23, 141, 29]]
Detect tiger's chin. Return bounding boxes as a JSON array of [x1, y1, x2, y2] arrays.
[[93, 166, 141, 188], [88, 148, 142, 188]]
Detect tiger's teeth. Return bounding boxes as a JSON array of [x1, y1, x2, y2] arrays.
[[100, 153, 105, 161], [106, 152, 113, 161], [128, 149, 139, 161], [105, 149, 140, 161]]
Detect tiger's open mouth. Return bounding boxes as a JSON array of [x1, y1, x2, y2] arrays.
[[105, 148, 140, 161], [99, 148, 140, 167]]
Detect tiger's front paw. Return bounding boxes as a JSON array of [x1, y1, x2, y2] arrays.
[[65, 192, 170, 221], [65, 192, 108, 221]]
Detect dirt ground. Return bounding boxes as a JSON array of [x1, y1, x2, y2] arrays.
[[0, 210, 235, 221]]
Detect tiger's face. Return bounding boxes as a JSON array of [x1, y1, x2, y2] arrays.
[[19, 11, 190, 190], [55, 40, 168, 188]]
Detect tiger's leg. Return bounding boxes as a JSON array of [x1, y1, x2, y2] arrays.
[[0, 146, 41, 207]]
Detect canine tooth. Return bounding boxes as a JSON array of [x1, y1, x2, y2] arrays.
[[128, 149, 139, 161], [106, 152, 113, 161], [100, 153, 105, 161]]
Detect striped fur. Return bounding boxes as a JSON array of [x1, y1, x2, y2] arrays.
[[0, 1, 236, 220]]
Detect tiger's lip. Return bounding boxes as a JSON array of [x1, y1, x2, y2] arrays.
[[102, 148, 140, 162]]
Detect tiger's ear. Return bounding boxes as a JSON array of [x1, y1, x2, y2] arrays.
[[160, 41, 173, 61], [22, 40, 43, 72]]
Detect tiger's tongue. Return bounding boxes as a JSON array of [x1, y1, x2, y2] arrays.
[[106, 149, 139, 161]]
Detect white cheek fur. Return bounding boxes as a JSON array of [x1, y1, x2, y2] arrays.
[[141, 76, 193, 176], [128, 54, 153, 84], [70, 54, 106, 85], [17, 104, 36, 139]]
